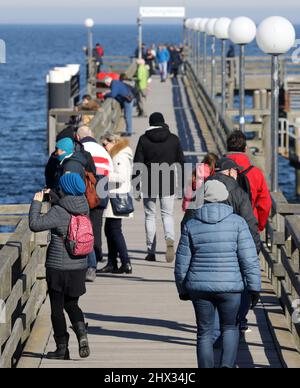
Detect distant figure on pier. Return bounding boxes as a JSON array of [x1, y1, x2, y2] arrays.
[[157, 45, 170, 83], [169, 46, 183, 79], [226, 130, 272, 333], [133, 112, 185, 263], [145, 48, 156, 77], [135, 58, 149, 118], [98, 133, 134, 275], [93, 43, 104, 73], [227, 44, 235, 58], [103, 77, 134, 137], [29, 173, 91, 361], [227, 45, 236, 78], [175, 180, 261, 369], [135, 43, 147, 60], [77, 126, 113, 282]]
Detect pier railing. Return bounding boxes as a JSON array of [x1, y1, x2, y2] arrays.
[[185, 61, 231, 155], [48, 98, 123, 155], [0, 205, 49, 368], [262, 193, 300, 351]]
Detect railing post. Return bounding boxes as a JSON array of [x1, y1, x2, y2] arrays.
[[211, 36, 216, 100], [221, 40, 227, 117], [295, 118, 300, 196]]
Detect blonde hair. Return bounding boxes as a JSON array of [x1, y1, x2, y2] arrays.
[[100, 131, 120, 144]]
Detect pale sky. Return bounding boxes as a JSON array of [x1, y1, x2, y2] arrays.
[[0, 0, 300, 24]]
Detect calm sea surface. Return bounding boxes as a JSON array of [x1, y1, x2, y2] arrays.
[[0, 25, 299, 204]]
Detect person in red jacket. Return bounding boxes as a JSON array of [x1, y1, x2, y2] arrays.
[[226, 130, 271, 334], [226, 130, 272, 233]]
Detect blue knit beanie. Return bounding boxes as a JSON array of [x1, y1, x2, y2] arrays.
[[56, 138, 74, 156], [59, 173, 86, 196]]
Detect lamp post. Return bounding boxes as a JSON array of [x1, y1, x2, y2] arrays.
[[85, 18, 95, 58], [206, 18, 218, 100], [192, 19, 198, 71], [199, 18, 209, 85], [215, 17, 231, 117], [229, 17, 256, 132], [257, 16, 296, 192], [195, 19, 203, 77]]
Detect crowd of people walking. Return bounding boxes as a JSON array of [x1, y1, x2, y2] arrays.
[[28, 43, 272, 367]]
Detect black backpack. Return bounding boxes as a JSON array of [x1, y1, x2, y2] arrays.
[[237, 166, 254, 203]]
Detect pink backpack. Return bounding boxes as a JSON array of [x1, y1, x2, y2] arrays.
[[66, 215, 94, 257]]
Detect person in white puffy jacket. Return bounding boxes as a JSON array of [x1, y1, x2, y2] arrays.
[[99, 133, 134, 275]]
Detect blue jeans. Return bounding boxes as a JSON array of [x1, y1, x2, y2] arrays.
[[159, 62, 168, 81], [124, 100, 133, 135], [193, 293, 241, 369], [239, 289, 251, 330], [143, 196, 175, 255], [88, 250, 97, 269]]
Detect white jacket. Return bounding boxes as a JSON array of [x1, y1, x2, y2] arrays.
[[104, 140, 134, 219]]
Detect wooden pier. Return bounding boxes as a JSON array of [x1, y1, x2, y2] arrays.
[[1, 51, 300, 368]]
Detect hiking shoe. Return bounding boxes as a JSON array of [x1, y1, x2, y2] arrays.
[[98, 265, 118, 274], [145, 254, 156, 262], [86, 268, 97, 283], [47, 334, 70, 361], [72, 322, 90, 359], [166, 239, 175, 263], [115, 263, 133, 274]]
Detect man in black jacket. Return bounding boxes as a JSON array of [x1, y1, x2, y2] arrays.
[[133, 112, 185, 263]]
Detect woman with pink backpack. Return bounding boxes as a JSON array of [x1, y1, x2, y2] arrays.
[[29, 173, 93, 361]]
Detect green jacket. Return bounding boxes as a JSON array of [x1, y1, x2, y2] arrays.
[[136, 65, 149, 91]]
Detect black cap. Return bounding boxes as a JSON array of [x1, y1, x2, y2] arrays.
[[56, 126, 76, 142], [215, 157, 243, 172], [149, 112, 165, 127]]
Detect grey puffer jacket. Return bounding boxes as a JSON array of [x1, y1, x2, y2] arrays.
[[29, 196, 89, 271]]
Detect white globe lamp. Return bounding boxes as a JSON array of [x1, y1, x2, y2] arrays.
[[256, 16, 295, 54], [85, 18, 94, 29], [215, 17, 231, 40], [256, 17, 296, 191], [206, 18, 218, 36], [229, 17, 256, 45]]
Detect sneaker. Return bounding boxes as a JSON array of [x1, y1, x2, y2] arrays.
[[145, 254, 156, 262], [166, 239, 175, 263], [86, 268, 97, 283]]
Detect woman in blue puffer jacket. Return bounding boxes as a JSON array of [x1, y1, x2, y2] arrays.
[[175, 180, 261, 369]]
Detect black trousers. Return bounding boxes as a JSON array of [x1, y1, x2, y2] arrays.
[[90, 207, 104, 262], [49, 289, 85, 339], [105, 218, 130, 267]]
